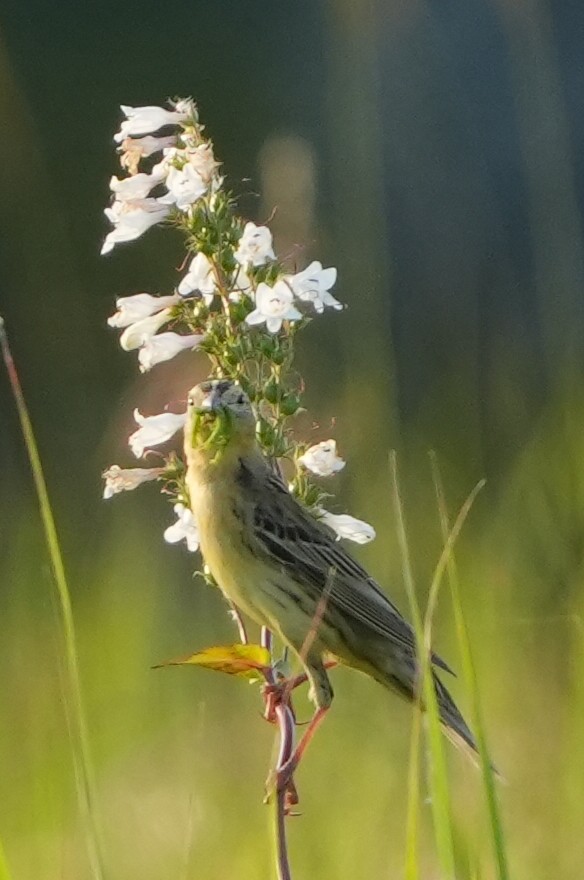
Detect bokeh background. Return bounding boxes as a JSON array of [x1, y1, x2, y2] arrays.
[[2, 1, 584, 877]]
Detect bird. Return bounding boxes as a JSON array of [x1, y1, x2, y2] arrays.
[[184, 378, 478, 780]]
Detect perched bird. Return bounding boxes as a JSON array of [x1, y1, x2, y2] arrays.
[[184, 378, 477, 773]]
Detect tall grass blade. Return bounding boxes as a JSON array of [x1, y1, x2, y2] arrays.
[[0, 837, 13, 880], [430, 452, 510, 880], [404, 704, 422, 880], [390, 451, 456, 880], [0, 318, 105, 880]]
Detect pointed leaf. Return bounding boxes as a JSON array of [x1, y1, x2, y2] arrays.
[[155, 643, 271, 681]]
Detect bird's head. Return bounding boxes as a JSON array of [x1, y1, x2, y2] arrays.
[[185, 379, 255, 459]]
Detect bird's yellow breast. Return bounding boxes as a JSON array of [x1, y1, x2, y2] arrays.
[[188, 462, 270, 624]]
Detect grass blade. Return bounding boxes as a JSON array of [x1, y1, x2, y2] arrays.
[[390, 451, 456, 880], [0, 837, 13, 880], [0, 318, 105, 880], [430, 452, 510, 880]]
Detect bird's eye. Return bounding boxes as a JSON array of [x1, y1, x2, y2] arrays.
[[236, 394, 245, 405]]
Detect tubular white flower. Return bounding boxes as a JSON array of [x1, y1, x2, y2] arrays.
[[109, 168, 166, 202], [317, 510, 376, 544], [138, 332, 206, 372], [246, 280, 302, 333], [101, 198, 170, 254], [119, 309, 173, 351], [173, 98, 196, 116], [108, 293, 180, 328], [119, 134, 177, 174], [114, 104, 191, 143], [184, 142, 219, 185], [234, 222, 276, 267], [228, 267, 252, 302], [164, 503, 200, 552], [298, 440, 345, 477], [289, 261, 341, 313], [102, 465, 163, 499], [177, 252, 216, 303], [129, 409, 186, 458], [161, 163, 207, 211]]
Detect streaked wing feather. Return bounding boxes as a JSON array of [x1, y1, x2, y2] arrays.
[[243, 464, 453, 674]]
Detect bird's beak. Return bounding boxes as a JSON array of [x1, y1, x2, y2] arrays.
[[194, 388, 221, 414]]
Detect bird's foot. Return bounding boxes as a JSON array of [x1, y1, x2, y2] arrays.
[[264, 762, 300, 814], [261, 681, 296, 724]]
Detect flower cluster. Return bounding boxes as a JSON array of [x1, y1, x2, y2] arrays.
[[101, 99, 375, 551]]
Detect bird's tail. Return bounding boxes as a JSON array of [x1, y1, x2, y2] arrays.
[[432, 672, 479, 761]]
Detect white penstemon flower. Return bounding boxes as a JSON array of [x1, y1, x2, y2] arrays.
[[183, 142, 219, 185], [162, 163, 207, 211], [113, 102, 193, 143], [108, 293, 180, 328], [109, 168, 166, 202], [228, 266, 252, 302], [289, 261, 341, 313], [102, 465, 163, 499], [177, 252, 217, 302], [129, 409, 187, 458], [119, 309, 174, 351], [164, 503, 200, 552], [298, 440, 345, 477], [101, 197, 170, 254], [316, 510, 376, 544], [246, 280, 302, 333], [138, 332, 206, 372], [234, 222, 276, 267], [119, 134, 178, 175]]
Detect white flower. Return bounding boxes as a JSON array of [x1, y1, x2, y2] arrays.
[[164, 503, 199, 552], [119, 309, 173, 351], [185, 142, 219, 185], [138, 332, 205, 372], [129, 409, 186, 458], [228, 267, 252, 302], [177, 252, 216, 303], [160, 163, 207, 210], [114, 104, 191, 143], [317, 510, 376, 544], [102, 465, 163, 499], [101, 198, 170, 254], [119, 134, 177, 174], [109, 168, 165, 202], [108, 293, 180, 328], [234, 222, 276, 267], [246, 280, 302, 333], [298, 440, 345, 477], [289, 261, 341, 313], [173, 98, 196, 116]]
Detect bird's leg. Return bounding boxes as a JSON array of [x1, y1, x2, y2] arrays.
[[274, 658, 333, 794], [276, 705, 330, 794]]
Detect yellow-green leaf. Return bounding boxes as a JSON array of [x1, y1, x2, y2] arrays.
[[155, 643, 271, 681]]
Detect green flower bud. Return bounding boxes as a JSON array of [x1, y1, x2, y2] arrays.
[[280, 394, 300, 416], [264, 381, 280, 404]]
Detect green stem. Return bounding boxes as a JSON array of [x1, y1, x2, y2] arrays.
[[0, 317, 106, 880]]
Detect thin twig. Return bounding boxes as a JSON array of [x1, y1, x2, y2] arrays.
[[259, 626, 295, 880]]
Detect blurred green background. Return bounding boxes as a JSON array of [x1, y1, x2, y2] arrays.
[[2, 1, 584, 877]]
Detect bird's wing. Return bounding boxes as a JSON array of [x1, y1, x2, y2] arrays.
[[238, 460, 452, 674]]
